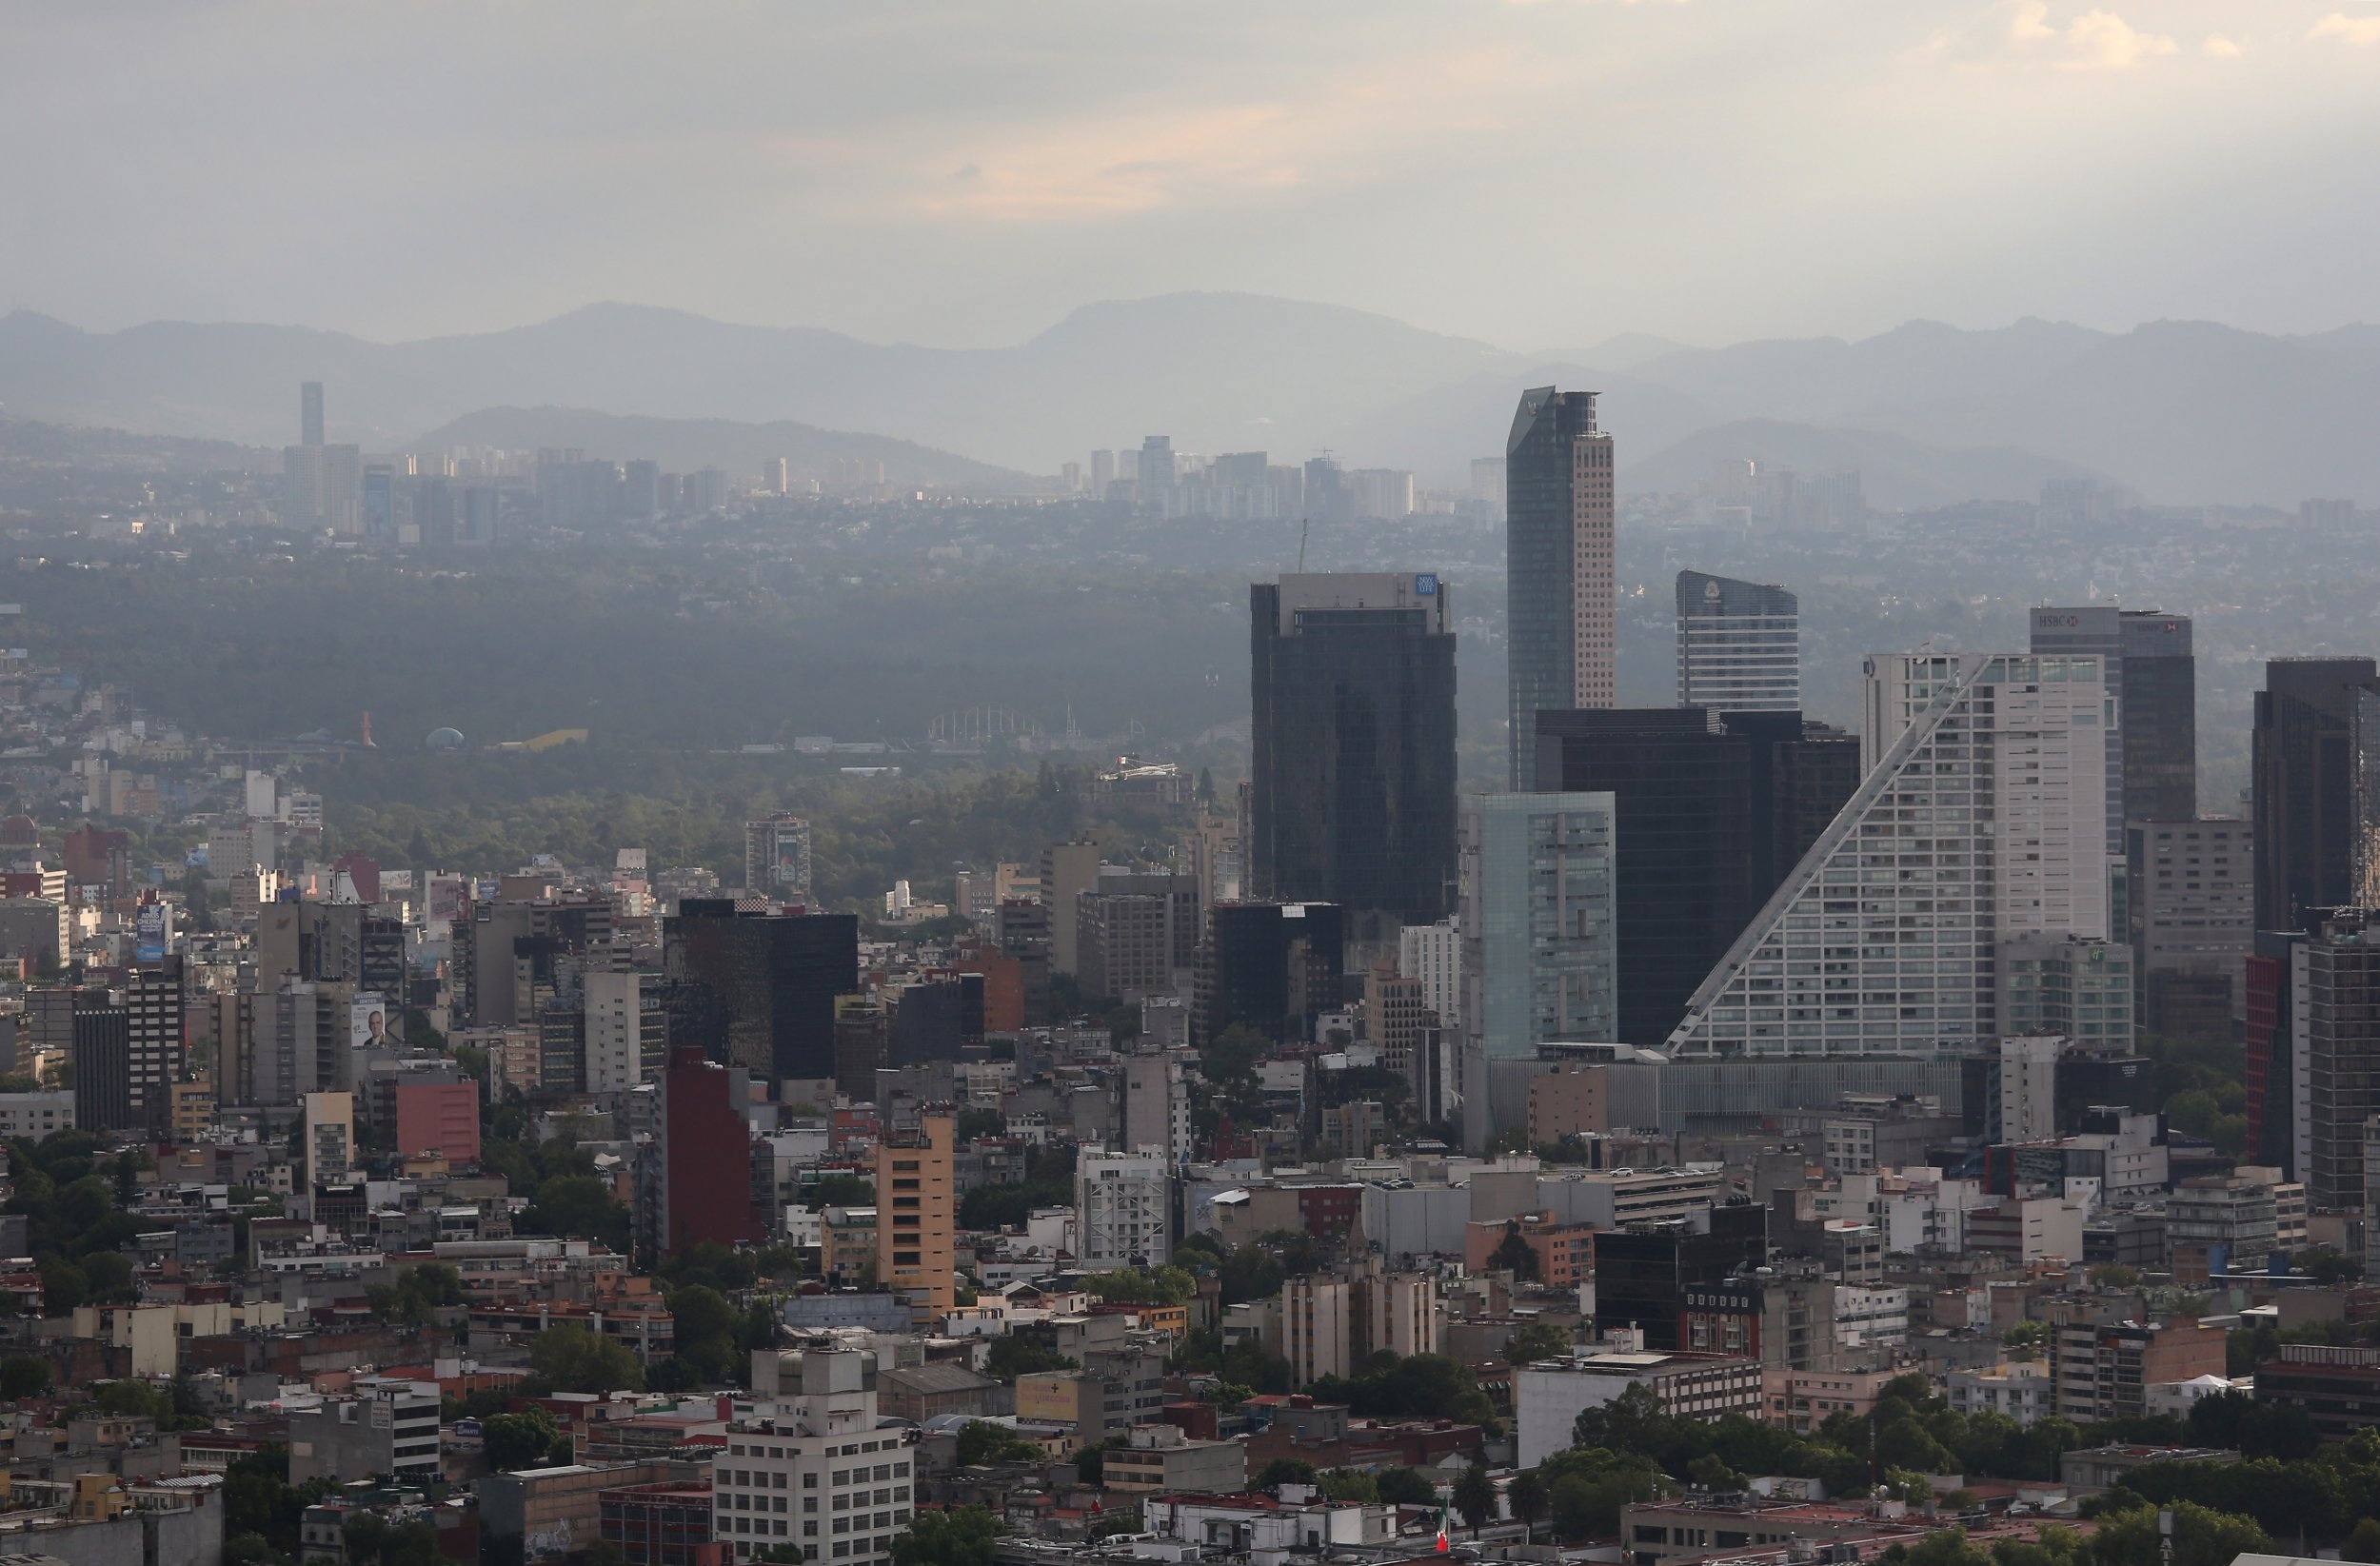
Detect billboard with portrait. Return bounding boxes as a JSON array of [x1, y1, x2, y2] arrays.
[[350, 991, 394, 1052]]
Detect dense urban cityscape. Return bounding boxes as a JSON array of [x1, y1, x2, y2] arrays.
[[0, 358, 2374, 1566], [9, 7, 2380, 1566]]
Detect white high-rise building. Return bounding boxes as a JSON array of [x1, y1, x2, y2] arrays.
[[585, 970, 665, 1096], [1676, 570, 1799, 713], [1398, 916, 1461, 1028], [1121, 1053, 1192, 1167], [1667, 650, 2112, 1059], [714, 1348, 911, 1565], [1076, 1146, 1170, 1267], [1993, 1036, 2063, 1144], [1283, 1276, 1353, 1384]]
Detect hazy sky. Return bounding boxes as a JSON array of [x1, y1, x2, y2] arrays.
[[7, 0, 2378, 351]]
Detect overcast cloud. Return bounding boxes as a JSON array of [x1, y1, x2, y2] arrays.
[[5, 0, 2377, 349]]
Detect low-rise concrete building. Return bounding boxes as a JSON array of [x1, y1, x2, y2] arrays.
[[479, 1461, 701, 1564], [1099, 1425, 1247, 1497], [2058, 1444, 2239, 1495], [1516, 1351, 1763, 1468], [876, 1363, 1004, 1424], [1142, 1491, 1398, 1552], [287, 1380, 443, 1484], [1949, 1361, 2054, 1428]]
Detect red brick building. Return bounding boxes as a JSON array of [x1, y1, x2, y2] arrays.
[[393, 1081, 482, 1166]]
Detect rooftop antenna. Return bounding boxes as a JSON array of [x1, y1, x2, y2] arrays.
[[1298, 516, 1308, 573]]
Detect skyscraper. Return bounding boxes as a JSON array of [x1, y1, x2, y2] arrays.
[[1137, 435, 1174, 512], [284, 380, 359, 533], [1505, 387, 1615, 789], [662, 900, 859, 1086], [1249, 572, 1458, 937], [1667, 648, 2112, 1060], [1458, 792, 1617, 1061], [127, 957, 187, 1129], [743, 813, 813, 902], [2252, 657, 2380, 932], [1535, 708, 1858, 1046], [1676, 571, 1799, 713], [2301, 911, 2380, 1209], [2032, 606, 2197, 848]]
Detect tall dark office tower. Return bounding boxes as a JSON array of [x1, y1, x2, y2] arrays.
[[127, 958, 186, 1129], [1676, 571, 1799, 713], [662, 900, 859, 1086], [1536, 707, 1858, 1046], [2118, 613, 2197, 822], [2032, 607, 2197, 849], [72, 1001, 133, 1132], [2252, 657, 2380, 932], [1249, 573, 1457, 938], [1195, 901, 1344, 1045], [1592, 1203, 1768, 1353], [1506, 387, 1615, 789]]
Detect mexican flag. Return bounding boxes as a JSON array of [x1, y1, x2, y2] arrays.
[[1435, 1498, 1449, 1554]]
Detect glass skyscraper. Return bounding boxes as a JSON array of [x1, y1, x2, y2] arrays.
[[663, 900, 859, 1083], [1458, 792, 1617, 1060], [1676, 570, 1799, 713], [1248, 572, 1458, 935], [1535, 707, 1858, 1046], [2251, 656, 2380, 932], [2031, 606, 2197, 849], [1505, 387, 1614, 790]]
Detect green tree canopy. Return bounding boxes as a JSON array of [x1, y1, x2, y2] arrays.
[[668, 1284, 744, 1386], [520, 1174, 631, 1252], [1488, 1221, 1539, 1280], [1081, 1266, 1195, 1305], [1452, 1462, 1497, 1530], [1504, 1320, 1571, 1364], [2090, 1500, 2271, 1566], [956, 1421, 1042, 1466], [890, 1505, 1002, 1566], [0, 1358, 51, 1398], [483, 1408, 565, 1472], [1308, 1352, 1497, 1430], [983, 1337, 1076, 1383], [1315, 1469, 1378, 1502], [1507, 1469, 1549, 1539], [527, 1323, 645, 1395]]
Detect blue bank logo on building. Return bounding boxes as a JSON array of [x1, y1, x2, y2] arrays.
[[1415, 572, 1438, 596]]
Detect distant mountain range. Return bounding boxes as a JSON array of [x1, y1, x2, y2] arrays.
[[3, 295, 2376, 506]]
